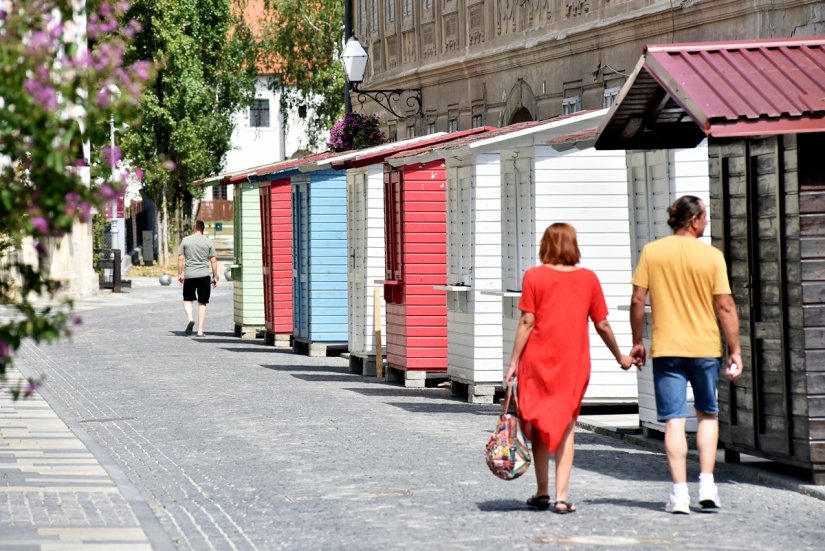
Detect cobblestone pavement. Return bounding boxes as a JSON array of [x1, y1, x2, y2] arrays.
[[5, 280, 825, 550]]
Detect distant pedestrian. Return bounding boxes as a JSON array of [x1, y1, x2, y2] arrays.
[[629, 195, 741, 514], [177, 220, 218, 337], [505, 223, 635, 514]]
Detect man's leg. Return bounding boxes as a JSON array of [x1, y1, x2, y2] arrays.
[[183, 301, 194, 335], [664, 417, 688, 484], [696, 411, 718, 474], [197, 303, 207, 336], [653, 357, 691, 513], [690, 357, 722, 508]]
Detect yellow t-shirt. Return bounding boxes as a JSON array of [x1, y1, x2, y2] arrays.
[[632, 235, 731, 358]]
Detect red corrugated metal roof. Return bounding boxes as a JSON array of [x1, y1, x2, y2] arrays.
[[390, 111, 599, 163], [547, 128, 598, 145], [334, 128, 492, 168], [253, 151, 337, 179], [596, 36, 825, 149]]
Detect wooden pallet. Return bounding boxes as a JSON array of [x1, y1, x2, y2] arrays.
[[292, 338, 348, 358], [263, 331, 292, 348], [348, 353, 385, 377], [385, 366, 449, 389], [450, 380, 501, 405], [233, 324, 264, 340]]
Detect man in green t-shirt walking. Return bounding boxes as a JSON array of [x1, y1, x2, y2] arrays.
[[177, 220, 218, 337]]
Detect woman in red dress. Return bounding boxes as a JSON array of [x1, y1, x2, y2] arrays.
[[505, 223, 635, 514]]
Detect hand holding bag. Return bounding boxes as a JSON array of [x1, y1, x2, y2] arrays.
[[484, 383, 531, 480]]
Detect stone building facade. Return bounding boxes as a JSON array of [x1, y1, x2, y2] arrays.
[[350, 0, 825, 140]]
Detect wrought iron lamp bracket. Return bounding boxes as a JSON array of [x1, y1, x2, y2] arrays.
[[351, 82, 423, 118]]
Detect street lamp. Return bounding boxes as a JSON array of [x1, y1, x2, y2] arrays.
[[341, 36, 422, 118]]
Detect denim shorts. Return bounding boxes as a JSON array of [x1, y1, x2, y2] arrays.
[[652, 357, 721, 421]]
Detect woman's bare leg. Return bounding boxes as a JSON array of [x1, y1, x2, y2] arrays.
[[532, 433, 550, 497], [554, 420, 576, 503]]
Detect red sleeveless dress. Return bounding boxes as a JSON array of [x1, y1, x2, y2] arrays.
[[517, 266, 608, 453]]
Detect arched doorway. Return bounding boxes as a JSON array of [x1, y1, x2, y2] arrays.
[[502, 79, 537, 126], [508, 107, 533, 124]]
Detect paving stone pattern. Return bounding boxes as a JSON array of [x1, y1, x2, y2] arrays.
[[7, 281, 825, 550], [1, 367, 154, 550]]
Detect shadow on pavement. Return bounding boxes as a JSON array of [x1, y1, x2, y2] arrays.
[[218, 347, 285, 354], [476, 499, 527, 512], [290, 374, 382, 384], [584, 497, 668, 512], [343, 387, 454, 400], [385, 401, 500, 415], [260, 364, 347, 374]]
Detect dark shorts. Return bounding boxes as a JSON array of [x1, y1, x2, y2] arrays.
[[182, 276, 211, 304], [652, 357, 721, 421]]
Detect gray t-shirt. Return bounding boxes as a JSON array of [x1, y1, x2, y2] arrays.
[[178, 234, 216, 279]]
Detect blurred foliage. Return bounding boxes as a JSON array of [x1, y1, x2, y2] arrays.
[[260, 0, 345, 149], [0, 1, 152, 395]]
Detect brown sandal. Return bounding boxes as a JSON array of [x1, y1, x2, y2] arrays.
[[552, 500, 577, 514], [526, 495, 551, 510]]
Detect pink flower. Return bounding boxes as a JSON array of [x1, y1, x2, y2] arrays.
[[0, 340, 9, 359], [100, 184, 119, 200], [31, 217, 49, 234], [101, 145, 122, 167]]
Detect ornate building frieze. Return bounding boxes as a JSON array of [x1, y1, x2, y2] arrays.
[[565, 0, 592, 18]]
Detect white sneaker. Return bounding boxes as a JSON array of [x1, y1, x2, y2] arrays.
[[698, 483, 721, 509], [665, 493, 691, 514]]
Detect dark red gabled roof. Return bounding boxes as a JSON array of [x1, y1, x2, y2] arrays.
[[388, 111, 601, 164], [335, 128, 493, 169], [596, 36, 825, 149]]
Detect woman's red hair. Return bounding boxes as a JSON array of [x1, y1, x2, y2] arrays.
[[539, 223, 580, 266]]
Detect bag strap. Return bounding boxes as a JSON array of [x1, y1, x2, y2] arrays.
[[501, 382, 521, 418]]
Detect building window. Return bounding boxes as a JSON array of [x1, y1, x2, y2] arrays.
[[426, 121, 436, 134], [423, 0, 432, 10], [403, 0, 412, 15], [370, 0, 378, 31], [448, 118, 458, 132], [471, 113, 483, 128], [387, 123, 397, 142], [250, 99, 270, 127], [561, 96, 581, 115], [603, 86, 621, 108], [359, 0, 367, 34], [386, 0, 394, 22], [406, 123, 415, 138], [213, 183, 228, 200]]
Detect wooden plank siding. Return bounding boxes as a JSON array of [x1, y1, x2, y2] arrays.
[[292, 171, 349, 343], [232, 182, 266, 329], [711, 134, 817, 474], [259, 178, 293, 335], [532, 145, 637, 403], [384, 162, 449, 372], [445, 154, 504, 385], [627, 142, 710, 430], [347, 166, 386, 356], [800, 132, 825, 482]]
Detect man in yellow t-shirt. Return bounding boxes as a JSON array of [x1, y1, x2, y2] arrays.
[[630, 195, 741, 515]]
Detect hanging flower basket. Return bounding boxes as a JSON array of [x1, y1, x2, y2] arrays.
[[328, 113, 386, 152]]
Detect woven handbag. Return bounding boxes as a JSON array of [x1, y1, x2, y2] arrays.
[[484, 383, 531, 480]]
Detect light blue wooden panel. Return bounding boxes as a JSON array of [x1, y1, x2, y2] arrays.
[[306, 169, 348, 342], [290, 169, 348, 343]]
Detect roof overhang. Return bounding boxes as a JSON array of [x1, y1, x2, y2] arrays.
[[596, 37, 825, 150]]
